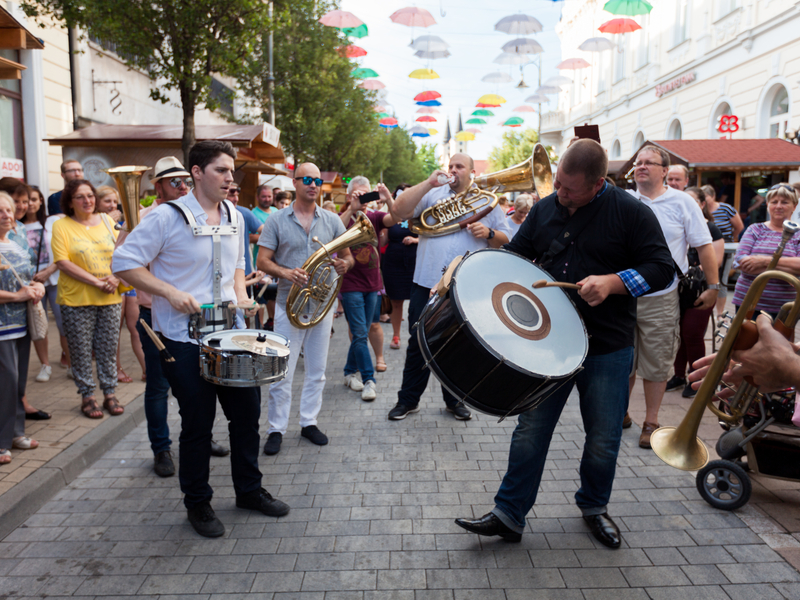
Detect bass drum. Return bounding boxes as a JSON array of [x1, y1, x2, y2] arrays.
[[418, 249, 588, 417]]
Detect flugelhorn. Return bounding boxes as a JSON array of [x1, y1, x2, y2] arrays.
[[286, 212, 376, 329], [105, 165, 150, 232], [409, 144, 553, 237], [650, 220, 800, 471]]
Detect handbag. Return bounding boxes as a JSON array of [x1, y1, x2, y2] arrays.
[[0, 251, 48, 341], [100, 214, 133, 293], [380, 293, 392, 316], [676, 261, 707, 313]]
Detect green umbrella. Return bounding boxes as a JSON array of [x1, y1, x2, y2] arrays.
[[471, 109, 494, 117], [342, 23, 369, 38], [503, 116, 525, 126], [352, 67, 378, 79], [602, 0, 653, 16], [466, 118, 486, 125], [377, 112, 390, 118]]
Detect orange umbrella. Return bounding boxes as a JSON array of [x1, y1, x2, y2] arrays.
[[557, 58, 591, 70], [337, 45, 367, 58], [598, 18, 642, 33], [416, 115, 436, 122]]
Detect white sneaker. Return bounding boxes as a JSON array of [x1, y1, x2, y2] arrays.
[[344, 373, 364, 391], [66, 367, 74, 380], [361, 380, 377, 402], [35, 364, 52, 383]]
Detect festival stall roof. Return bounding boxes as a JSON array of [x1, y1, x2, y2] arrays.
[[0, 6, 44, 79]]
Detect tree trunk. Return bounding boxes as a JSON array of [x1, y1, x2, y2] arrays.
[[180, 85, 196, 167]]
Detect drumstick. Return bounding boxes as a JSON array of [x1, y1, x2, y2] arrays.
[[532, 280, 581, 290], [199, 302, 259, 311], [138, 319, 176, 363]]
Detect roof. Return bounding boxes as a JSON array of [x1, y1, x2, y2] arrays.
[[0, 7, 44, 51], [607, 159, 627, 177]]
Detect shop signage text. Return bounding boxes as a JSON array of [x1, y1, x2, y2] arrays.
[[0, 158, 23, 178], [655, 72, 697, 98]]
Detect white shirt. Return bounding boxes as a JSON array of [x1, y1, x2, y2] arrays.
[[112, 192, 246, 344], [628, 186, 712, 296], [413, 185, 513, 289]]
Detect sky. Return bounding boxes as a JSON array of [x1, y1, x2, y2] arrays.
[[337, 0, 566, 162]]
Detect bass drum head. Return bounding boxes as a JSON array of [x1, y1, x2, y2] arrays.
[[452, 249, 588, 378], [200, 329, 290, 352]]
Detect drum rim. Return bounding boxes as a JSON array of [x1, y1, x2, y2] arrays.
[[450, 248, 588, 380], [199, 328, 290, 351]]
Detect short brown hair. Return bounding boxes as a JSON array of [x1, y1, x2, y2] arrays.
[[559, 139, 608, 185], [0, 177, 29, 198], [638, 145, 670, 168], [60, 179, 98, 216], [60, 159, 81, 174]]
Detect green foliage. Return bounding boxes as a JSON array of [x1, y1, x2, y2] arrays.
[[488, 128, 555, 171], [140, 195, 156, 208], [417, 143, 440, 179]]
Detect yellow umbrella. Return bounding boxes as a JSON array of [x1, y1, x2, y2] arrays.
[[428, 128, 439, 135], [455, 131, 476, 141], [478, 93, 506, 105], [409, 68, 440, 80]]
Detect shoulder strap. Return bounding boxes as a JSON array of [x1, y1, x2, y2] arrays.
[[166, 200, 195, 225], [538, 189, 608, 269]]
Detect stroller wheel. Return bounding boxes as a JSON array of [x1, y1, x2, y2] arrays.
[[696, 460, 752, 510]]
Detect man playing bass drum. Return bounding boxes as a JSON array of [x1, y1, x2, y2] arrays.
[[454, 140, 674, 549]]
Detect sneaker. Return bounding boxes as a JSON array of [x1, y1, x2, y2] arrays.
[[35, 364, 52, 383], [665, 375, 686, 392], [390, 336, 401, 349], [362, 380, 377, 402], [154, 450, 175, 477], [681, 383, 697, 398], [66, 367, 74, 380], [446, 402, 472, 420], [59, 352, 68, 368], [265, 318, 274, 331], [263, 432, 282, 455], [388, 403, 420, 420], [301, 425, 328, 446], [344, 373, 364, 392], [187, 502, 225, 538], [236, 487, 290, 517]]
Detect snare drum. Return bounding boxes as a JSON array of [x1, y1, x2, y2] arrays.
[[199, 329, 290, 387], [418, 249, 588, 417]]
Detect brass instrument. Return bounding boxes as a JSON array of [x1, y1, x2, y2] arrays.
[[286, 211, 376, 329], [104, 165, 150, 232], [650, 220, 800, 471], [409, 143, 553, 237]]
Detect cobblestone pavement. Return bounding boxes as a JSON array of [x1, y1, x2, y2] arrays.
[[2, 312, 800, 599]]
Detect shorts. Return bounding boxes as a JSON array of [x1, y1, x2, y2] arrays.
[[122, 289, 137, 297], [372, 296, 381, 323], [631, 287, 680, 382]]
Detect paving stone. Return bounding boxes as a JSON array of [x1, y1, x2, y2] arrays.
[[377, 569, 427, 590], [724, 543, 785, 562], [74, 574, 148, 596], [575, 549, 652, 567], [580, 590, 650, 600], [643, 585, 731, 600], [722, 584, 787, 599], [505, 589, 583, 599], [486, 567, 564, 589], [301, 570, 377, 592], [680, 564, 731, 585], [718, 562, 800, 584]]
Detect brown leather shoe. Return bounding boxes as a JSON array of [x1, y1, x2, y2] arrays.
[[622, 412, 632, 429], [639, 421, 659, 449]]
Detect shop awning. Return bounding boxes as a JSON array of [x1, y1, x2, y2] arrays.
[[0, 6, 44, 79]]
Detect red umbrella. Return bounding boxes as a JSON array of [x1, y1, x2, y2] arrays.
[[476, 102, 501, 108], [319, 10, 363, 28], [414, 90, 441, 102], [379, 117, 398, 126], [416, 115, 436, 122], [598, 18, 641, 33], [557, 58, 591, 70], [359, 80, 386, 90], [337, 45, 367, 58], [390, 7, 437, 28]]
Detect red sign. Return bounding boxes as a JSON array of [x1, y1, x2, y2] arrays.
[[717, 114, 740, 135], [655, 72, 697, 98], [0, 158, 23, 178]]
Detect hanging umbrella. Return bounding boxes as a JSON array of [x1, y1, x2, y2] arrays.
[[373, 105, 387, 112], [494, 13, 543, 35], [478, 93, 506, 105], [465, 128, 481, 134], [409, 125, 429, 134], [501, 38, 544, 55], [414, 49, 451, 60], [476, 102, 501, 108], [545, 75, 573, 86], [598, 17, 642, 33], [409, 35, 449, 53], [416, 106, 440, 114], [472, 109, 494, 116], [535, 85, 560, 95], [603, 0, 653, 16], [493, 52, 531, 65], [380, 123, 398, 129], [412, 131, 431, 138], [320, 10, 363, 28], [414, 90, 441, 102], [417, 99, 442, 106], [342, 23, 369, 38], [352, 67, 379, 79], [377, 112, 391, 119], [455, 131, 475, 142], [579, 37, 615, 52], [503, 117, 524, 127], [466, 118, 487, 124], [379, 117, 398, 128], [337, 45, 367, 58], [390, 7, 437, 28], [409, 68, 439, 79], [524, 93, 549, 103], [482, 72, 514, 84], [557, 57, 591, 69], [416, 115, 437, 122], [359, 80, 385, 90], [428, 128, 439, 135], [513, 105, 536, 112]]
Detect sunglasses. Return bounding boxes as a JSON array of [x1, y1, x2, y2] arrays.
[[227, 188, 241, 195], [295, 176, 323, 187], [770, 183, 794, 193], [168, 177, 192, 189]]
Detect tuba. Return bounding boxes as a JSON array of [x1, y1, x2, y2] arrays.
[[286, 211, 376, 329], [105, 165, 151, 232], [409, 143, 554, 237], [650, 220, 800, 471]]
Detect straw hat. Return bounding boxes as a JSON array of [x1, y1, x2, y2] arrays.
[[150, 156, 191, 183]]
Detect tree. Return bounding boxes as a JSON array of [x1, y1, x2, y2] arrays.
[[487, 128, 555, 172], [21, 0, 270, 163]]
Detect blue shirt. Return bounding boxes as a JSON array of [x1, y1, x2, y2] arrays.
[[236, 205, 262, 275]]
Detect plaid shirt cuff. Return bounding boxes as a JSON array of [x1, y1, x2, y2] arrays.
[[617, 269, 650, 298]]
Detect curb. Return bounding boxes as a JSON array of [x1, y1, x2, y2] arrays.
[[0, 393, 146, 540]]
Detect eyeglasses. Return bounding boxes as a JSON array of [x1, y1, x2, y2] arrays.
[[770, 184, 795, 193], [64, 168, 83, 174], [227, 188, 241, 195], [168, 177, 192, 189], [633, 161, 664, 168], [295, 176, 323, 187]]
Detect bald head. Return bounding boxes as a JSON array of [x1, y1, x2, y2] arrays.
[[559, 139, 608, 186], [447, 153, 475, 193], [294, 162, 321, 204]]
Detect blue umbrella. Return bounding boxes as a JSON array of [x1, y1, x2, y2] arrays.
[[416, 99, 442, 106]]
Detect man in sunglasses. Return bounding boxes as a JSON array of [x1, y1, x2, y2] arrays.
[[256, 163, 354, 455]]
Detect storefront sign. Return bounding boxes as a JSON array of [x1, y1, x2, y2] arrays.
[[0, 158, 24, 178], [717, 114, 740, 135], [655, 72, 697, 98]]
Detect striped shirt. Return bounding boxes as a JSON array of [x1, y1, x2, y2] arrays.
[[712, 203, 738, 242], [732, 223, 800, 313]]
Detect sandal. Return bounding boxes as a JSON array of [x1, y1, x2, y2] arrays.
[[117, 369, 133, 383], [81, 398, 103, 419], [375, 360, 387, 372], [0, 449, 10, 465], [103, 396, 124, 416], [12, 436, 39, 450]]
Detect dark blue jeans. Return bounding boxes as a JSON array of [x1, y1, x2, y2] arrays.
[[136, 307, 171, 455], [493, 346, 634, 532], [397, 283, 458, 409], [340, 291, 379, 383], [160, 336, 262, 509]]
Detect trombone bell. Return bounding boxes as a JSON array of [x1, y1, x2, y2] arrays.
[[650, 426, 709, 472]]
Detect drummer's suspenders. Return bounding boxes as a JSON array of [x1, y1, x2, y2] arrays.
[[537, 187, 608, 270]]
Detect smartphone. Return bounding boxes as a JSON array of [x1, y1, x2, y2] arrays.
[[359, 191, 381, 204], [574, 124, 601, 143]]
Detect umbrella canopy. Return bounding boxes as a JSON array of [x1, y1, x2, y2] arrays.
[[494, 13, 543, 35], [466, 118, 487, 124], [409, 125, 429, 134], [557, 57, 591, 69], [416, 115, 437, 122], [352, 67, 379, 79], [598, 17, 642, 33], [465, 128, 481, 134], [428, 128, 439, 135], [414, 49, 451, 60], [417, 99, 442, 106], [472, 109, 494, 116], [545, 75, 573, 86], [342, 24, 369, 38], [579, 37, 615, 52], [503, 116, 524, 127], [478, 93, 506, 105], [455, 131, 475, 141], [380, 123, 398, 129], [390, 7, 437, 28], [409, 35, 449, 53], [416, 106, 440, 114], [359, 80, 385, 90], [377, 112, 391, 118], [412, 131, 430, 138], [476, 102, 501, 108], [373, 105, 387, 112], [603, 0, 653, 16], [414, 90, 441, 101], [379, 117, 398, 126], [493, 52, 531, 65], [337, 45, 367, 58], [320, 10, 363, 28], [524, 93, 549, 103], [535, 85, 560, 95], [409, 68, 439, 79], [481, 72, 514, 84], [501, 37, 544, 55], [512, 105, 536, 112]]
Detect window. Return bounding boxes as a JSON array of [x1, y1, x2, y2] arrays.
[[210, 78, 234, 116], [0, 49, 24, 162], [717, 0, 740, 18], [667, 119, 683, 140], [711, 101, 731, 137], [674, 0, 690, 46], [614, 36, 627, 83], [634, 15, 650, 69], [633, 131, 645, 152], [769, 87, 789, 139], [611, 140, 621, 158]]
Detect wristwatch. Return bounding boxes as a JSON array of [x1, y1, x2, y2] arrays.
[[487, 228, 495, 240], [707, 283, 721, 290]]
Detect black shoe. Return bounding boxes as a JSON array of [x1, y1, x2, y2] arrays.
[[584, 513, 621, 549], [236, 487, 290, 517], [265, 318, 274, 331], [388, 403, 420, 420], [263, 432, 282, 455], [454, 512, 522, 543], [210, 439, 230, 457], [446, 402, 472, 420], [187, 502, 225, 538], [153, 450, 175, 478], [301, 425, 328, 446], [681, 383, 697, 398], [25, 409, 51, 421], [665, 375, 686, 392]]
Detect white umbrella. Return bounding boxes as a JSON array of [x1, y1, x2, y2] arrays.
[[501, 37, 544, 55], [525, 93, 549, 103], [535, 85, 560, 95], [545, 75, 573, 87], [409, 35, 449, 53], [416, 106, 440, 114], [494, 13, 543, 35], [481, 72, 514, 84], [493, 52, 531, 65], [413, 49, 451, 60], [579, 37, 615, 52], [409, 125, 429, 135]]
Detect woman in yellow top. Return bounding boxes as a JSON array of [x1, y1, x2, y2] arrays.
[[51, 179, 124, 419]]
